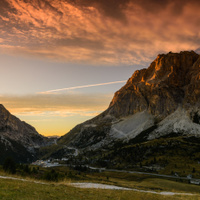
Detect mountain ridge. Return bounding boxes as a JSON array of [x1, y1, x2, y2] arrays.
[[107, 51, 200, 119], [0, 104, 53, 163], [0, 104, 46, 148], [1, 50, 200, 168], [45, 51, 200, 162]]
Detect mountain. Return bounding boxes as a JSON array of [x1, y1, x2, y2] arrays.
[[0, 104, 51, 164], [43, 51, 200, 173]]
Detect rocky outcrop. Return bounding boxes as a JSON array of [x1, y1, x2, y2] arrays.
[[106, 51, 199, 120]]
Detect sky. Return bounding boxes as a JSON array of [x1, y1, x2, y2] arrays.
[[0, 0, 200, 136]]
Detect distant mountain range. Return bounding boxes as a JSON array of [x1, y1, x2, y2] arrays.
[[1, 51, 200, 173]]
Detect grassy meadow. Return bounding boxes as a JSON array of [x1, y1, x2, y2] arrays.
[[0, 165, 200, 200]]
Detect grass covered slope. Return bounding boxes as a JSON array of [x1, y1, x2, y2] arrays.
[[0, 165, 200, 200], [0, 175, 199, 200]]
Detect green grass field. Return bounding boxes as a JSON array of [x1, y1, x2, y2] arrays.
[[0, 166, 200, 200], [0, 178, 200, 200]]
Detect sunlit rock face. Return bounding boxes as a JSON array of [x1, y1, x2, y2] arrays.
[[107, 51, 200, 120]]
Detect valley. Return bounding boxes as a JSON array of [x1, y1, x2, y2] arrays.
[[1, 51, 200, 199], [0, 164, 200, 200], [1, 0, 200, 199]]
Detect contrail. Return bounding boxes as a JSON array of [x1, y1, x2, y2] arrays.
[[38, 80, 127, 94]]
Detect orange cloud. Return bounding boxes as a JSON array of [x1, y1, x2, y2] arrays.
[[0, 0, 200, 65], [0, 93, 113, 135], [0, 93, 112, 116]]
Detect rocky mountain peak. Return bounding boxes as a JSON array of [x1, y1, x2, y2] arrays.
[[128, 51, 199, 86], [107, 51, 200, 119], [51, 50, 200, 160]]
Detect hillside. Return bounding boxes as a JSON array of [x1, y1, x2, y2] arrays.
[[0, 104, 52, 163]]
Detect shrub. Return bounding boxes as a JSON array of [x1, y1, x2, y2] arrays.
[[43, 169, 59, 182], [3, 157, 16, 174]]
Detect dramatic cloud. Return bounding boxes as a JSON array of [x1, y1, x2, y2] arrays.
[[0, 0, 200, 65]]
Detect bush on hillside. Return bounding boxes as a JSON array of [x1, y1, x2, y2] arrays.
[[3, 157, 16, 174]]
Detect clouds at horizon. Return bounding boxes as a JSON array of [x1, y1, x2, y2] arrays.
[[1, 0, 200, 65], [0, 93, 112, 117], [0, 92, 113, 135]]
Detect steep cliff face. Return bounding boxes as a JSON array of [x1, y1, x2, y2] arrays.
[[107, 51, 199, 119], [0, 104, 49, 163]]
